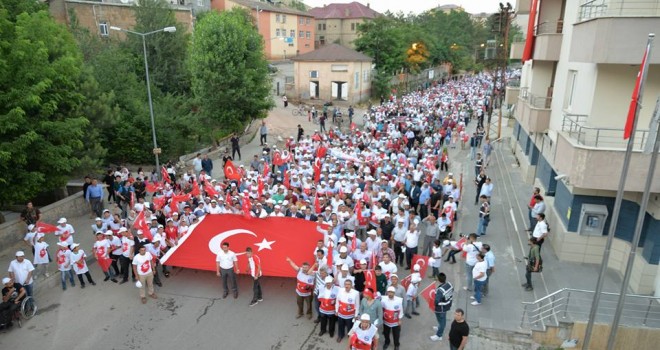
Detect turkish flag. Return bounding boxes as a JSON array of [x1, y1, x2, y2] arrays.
[[146, 181, 162, 193], [421, 282, 437, 310], [316, 145, 327, 159], [314, 194, 321, 214], [36, 222, 58, 234], [313, 158, 321, 183], [242, 195, 251, 218], [625, 42, 651, 139], [456, 236, 468, 259], [350, 122, 357, 131], [364, 269, 376, 292], [160, 215, 323, 277], [153, 196, 167, 211], [130, 192, 135, 211], [370, 251, 377, 270], [97, 255, 112, 273], [326, 240, 333, 268], [191, 178, 201, 197], [204, 182, 218, 198], [225, 190, 232, 205], [283, 170, 290, 190], [224, 160, 241, 181], [273, 150, 283, 166], [401, 275, 412, 290], [411, 254, 430, 277], [132, 210, 153, 241], [161, 166, 171, 184], [257, 177, 264, 197], [170, 193, 191, 214], [263, 160, 269, 178]]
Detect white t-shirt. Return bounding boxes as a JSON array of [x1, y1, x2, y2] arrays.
[[132, 252, 154, 276], [56, 224, 75, 245], [378, 261, 398, 280], [70, 250, 89, 274], [33, 241, 50, 265], [533, 220, 548, 239], [121, 236, 135, 258], [431, 246, 443, 268], [472, 260, 488, 282], [404, 230, 420, 248], [8, 259, 35, 285], [94, 240, 111, 258], [56, 249, 72, 272], [464, 242, 483, 266], [216, 250, 237, 270], [110, 236, 123, 255]]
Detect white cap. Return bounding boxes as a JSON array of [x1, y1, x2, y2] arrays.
[[338, 237, 347, 243], [27, 224, 35, 230], [95, 217, 102, 221], [324, 276, 334, 284], [58, 218, 67, 224], [367, 229, 377, 235], [15, 251, 25, 257], [360, 314, 371, 321], [345, 231, 355, 237], [411, 275, 422, 283], [2, 277, 10, 284], [413, 264, 420, 271], [339, 246, 348, 253], [71, 243, 80, 249], [137, 230, 144, 235], [381, 239, 389, 243], [387, 286, 396, 293], [341, 264, 349, 271], [118, 227, 128, 233], [104, 230, 114, 236], [36, 233, 45, 240], [442, 240, 450, 247], [57, 242, 69, 248], [359, 259, 367, 265]]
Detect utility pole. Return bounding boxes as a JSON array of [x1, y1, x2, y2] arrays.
[[486, 3, 512, 139], [498, 3, 512, 139]]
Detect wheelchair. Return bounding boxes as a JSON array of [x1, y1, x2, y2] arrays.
[[2, 296, 37, 329]]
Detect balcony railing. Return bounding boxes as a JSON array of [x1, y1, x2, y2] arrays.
[[579, 0, 660, 21], [520, 87, 553, 109], [535, 20, 564, 35], [562, 112, 651, 150]]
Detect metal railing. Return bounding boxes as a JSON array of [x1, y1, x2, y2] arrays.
[[521, 288, 660, 331], [520, 87, 553, 109], [562, 113, 651, 150], [579, 0, 660, 21], [535, 20, 564, 35]]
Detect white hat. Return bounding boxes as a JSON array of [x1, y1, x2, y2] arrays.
[[2, 277, 10, 284], [341, 264, 349, 271], [104, 230, 114, 236], [381, 239, 388, 243], [324, 276, 334, 284], [345, 231, 355, 237], [36, 233, 45, 240], [71, 243, 80, 249], [118, 227, 128, 233], [27, 224, 35, 230], [387, 286, 396, 293], [367, 229, 377, 235], [411, 275, 422, 283], [57, 218, 67, 224], [57, 242, 69, 248], [95, 217, 102, 221], [135, 280, 143, 288], [137, 230, 144, 235], [442, 240, 450, 247], [338, 237, 347, 243], [413, 264, 421, 271], [15, 251, 25, 257], [398, 194, 406, 198], [339, 246, 348, 253], [360, 314, 371, 321], [359, 259, 367, 265]]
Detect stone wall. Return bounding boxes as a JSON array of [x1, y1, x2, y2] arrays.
[[0, 192, 88, 253]]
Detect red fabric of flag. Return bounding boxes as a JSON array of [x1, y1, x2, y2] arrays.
[[411, 254, 430, 277], [242, 194, 251, 218], [160, 215, 323, 277], [364, 269, 376, 292], [283, 170, 290, 190], [522, 0, 539, 62], [273, 151, 283, 166], [257, 177, 264, 197], [132, 210, 153, 241], [36, 222, 58, 234], [191, 179, 201, 197], [224, 160, 242, 181], [314, 194, 321, 214], [204, 182, 218, 198], [161, 166, 171, 184], [421, 283, 437, 310], [145, 181, 162, 193], [625, 47, 649, 139]]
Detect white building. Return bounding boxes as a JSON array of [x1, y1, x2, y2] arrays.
[[511, 0, 660, 294]]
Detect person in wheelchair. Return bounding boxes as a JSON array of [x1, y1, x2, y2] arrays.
[[1, 277, 26, 327]]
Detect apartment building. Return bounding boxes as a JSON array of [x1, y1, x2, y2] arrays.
[[510, 0, 660, 294], [212, 0, 315, 60], [309, 2, 379, 49]]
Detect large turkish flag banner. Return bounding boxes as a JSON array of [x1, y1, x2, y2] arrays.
[[160, 214, 323, 278]]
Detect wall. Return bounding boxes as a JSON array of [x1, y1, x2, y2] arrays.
[[293, 60, 371, 104], [0, 192, 88, 253], [61, 0, 194, 39], [533, 321, 660, 350], [295, 15, 315, 56], [528, 60, 554, 97]]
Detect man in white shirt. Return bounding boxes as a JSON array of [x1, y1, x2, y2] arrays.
[[245, 247, 263, 307], [8, 251, 35, 297], [392, 221, 407, 266], [471, 253, 488, 306], [216, 242, 239, 299], [463, 233, 482, 292], [532, 213, 549, 251], [132, 245, 157, 304], [118, 228, 134, 284]]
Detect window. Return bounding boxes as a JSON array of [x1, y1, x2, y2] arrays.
[[351, 23, 356, 31], [99, 22, 109, 37], [299, 30, 304, 38], [354, 72, 360, 89], [306, 31, 311, 39], [276, 14, 281, 23], [320, 36, 325, 46], [564, 70, 578, 110], [299, 17, 304, 25], [289, 43, 294, 47], [281, 28, 286, 36], [276, 28, 281, 37], [305, 44, 310, 48], [290, 29, 295, 37], [282, 15, 287, 23], [306, 18, 311, 25], [310, 71, 319, 78], [363, 70, 369, 82], [318, 23, 326, 30], [331, 64, 348, 72]]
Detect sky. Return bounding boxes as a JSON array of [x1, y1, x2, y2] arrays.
[[302, 0, 515, 15]]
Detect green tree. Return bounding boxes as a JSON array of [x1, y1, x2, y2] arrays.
[[188, 9, 273, 134], [354, 15, 407, 75], [131, 0, 191, 95], [0, 9, 89, 203]]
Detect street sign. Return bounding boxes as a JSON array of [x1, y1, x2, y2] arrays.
[[153, 148, 162, 155]]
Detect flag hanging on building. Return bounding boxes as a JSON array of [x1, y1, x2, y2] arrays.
[[625, 38, 653, 139]]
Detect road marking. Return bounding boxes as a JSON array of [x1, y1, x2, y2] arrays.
[[510, 208, 518, 233]]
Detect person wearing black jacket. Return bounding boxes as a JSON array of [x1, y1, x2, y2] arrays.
[[379, 215, 395, 241], [230, 133, 241, 161], [475, 171, 487, 205], [103, 169, 116, 203], [430, 273, 454, 341]]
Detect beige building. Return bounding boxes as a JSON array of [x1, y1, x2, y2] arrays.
[[212, 0, 315, 60], [49, 0, 195, 37], [510, 0, 660, 294], [291, 43, 372, 103], [309, 2, 379, 49]]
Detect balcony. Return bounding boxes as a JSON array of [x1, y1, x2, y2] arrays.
[[505, 79, 520, 105], [516, 0, 531, 14], [571, 1, 660, 64], [510, 40, 525, 60], [515, 87, 552, 133], [533, 21, 563, 61], [556, 113, 660, 192]]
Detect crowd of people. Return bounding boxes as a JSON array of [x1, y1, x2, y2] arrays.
[[3, 71, 547, 350]]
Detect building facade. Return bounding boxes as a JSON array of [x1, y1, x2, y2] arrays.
[[49, 0, 196, 38], [309, 2, 379, 49], [511, 0, 660, 294], [291, 43, 372, 104], [212, 0, 315, 60]]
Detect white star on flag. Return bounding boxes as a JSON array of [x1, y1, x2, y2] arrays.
[[254, 238, 276, 252]]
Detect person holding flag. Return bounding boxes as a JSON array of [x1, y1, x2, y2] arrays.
[[381, 285, 404, 350], [70, 243, 96, 288], [93, 232, 117, 283], [347, 313, 380, 350], [286, 257, 317, 319], [245, 247, 263, 307]]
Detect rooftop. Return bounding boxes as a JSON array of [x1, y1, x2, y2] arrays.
[[291, 43, 372, 62], [309, 1, 379, 20], [230, 0, 312, 17]]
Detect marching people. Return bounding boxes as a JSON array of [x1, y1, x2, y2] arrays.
[[347, 313, 380, 350], [70, 243, 96, 288], [132, 245, 157, 304], [317, 275, 339, 337], [381, 285, 403, 350], [56, 242, 75, 290], [216, 242, 239, 299], [7, 251, 35, 298], [335, 279, 360, 343], [358, 287, 382, 328], [32, 234, 50, 280], [245, 247, 263, 306], [286, 257, 317, 319]]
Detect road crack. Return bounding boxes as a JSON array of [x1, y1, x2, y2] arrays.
[[196, 298, 220, 324]]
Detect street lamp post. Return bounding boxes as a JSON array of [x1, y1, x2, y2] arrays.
[[110, 26, 177, 179]]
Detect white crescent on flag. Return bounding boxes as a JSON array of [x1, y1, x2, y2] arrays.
[[208, 229, 257, 256], [416, 258, 426, 268]]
